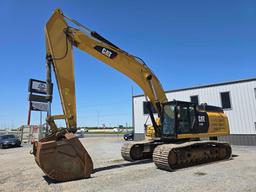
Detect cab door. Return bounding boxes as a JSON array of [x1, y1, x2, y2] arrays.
[[176, 103, 197, 134]]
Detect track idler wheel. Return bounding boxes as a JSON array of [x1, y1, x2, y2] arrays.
[[33, 132, 93, 181], [130, 144, 144, 160]]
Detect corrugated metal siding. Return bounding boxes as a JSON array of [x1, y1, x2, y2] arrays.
[[133, 80, 256, 137], [219, 135, 256, 146]]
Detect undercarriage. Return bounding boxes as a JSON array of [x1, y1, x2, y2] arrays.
[[121, 139, 232, 171]]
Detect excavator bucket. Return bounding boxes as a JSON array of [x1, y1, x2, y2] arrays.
[[33, 132, 93, 181]]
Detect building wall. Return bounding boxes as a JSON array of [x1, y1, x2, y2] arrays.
[[133, 79, 256, 145]]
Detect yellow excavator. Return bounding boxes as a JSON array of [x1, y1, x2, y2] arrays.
[[32, 9, 232, 181]]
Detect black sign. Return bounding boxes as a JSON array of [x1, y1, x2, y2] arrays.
[[28, 94, 52, 103], [28, 79, 53, 95], [31, 101, 48, 111], [94, 46, 117, 59]]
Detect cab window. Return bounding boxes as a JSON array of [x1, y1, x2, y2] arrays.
[[176, 103, 196, 134], [177, 105, 190, 133]]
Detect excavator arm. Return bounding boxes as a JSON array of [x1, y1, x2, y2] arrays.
[[45, 9, 167, 135]]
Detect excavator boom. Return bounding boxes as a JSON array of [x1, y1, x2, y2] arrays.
[[45, 9, 167, 131]]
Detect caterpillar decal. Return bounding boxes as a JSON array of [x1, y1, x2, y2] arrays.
[[94, 46, 117, 59]]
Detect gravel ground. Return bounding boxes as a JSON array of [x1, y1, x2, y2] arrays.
[[0, 135, 256, 192]]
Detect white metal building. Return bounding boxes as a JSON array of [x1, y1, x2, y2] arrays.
[[132, 78, 256, 145]]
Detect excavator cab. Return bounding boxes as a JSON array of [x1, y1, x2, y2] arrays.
[[161, 100, 228, 139], [161, 101, 199, 137]]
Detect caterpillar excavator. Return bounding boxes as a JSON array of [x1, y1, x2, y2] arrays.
[[32, 9, 232, 181]]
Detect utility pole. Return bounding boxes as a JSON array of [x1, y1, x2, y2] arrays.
[[40, 111, 42, 130], [97, 111, 100, 128], [131, 85, 134, 132]]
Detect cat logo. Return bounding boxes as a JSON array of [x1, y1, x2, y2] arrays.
[[38, 83, 46, 91], [101, 48, 112, 58], [94, 46, 117, 59], [198, 116, 205, 123]]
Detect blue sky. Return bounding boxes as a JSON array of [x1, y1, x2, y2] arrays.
[[0, 0, 255, 128]]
